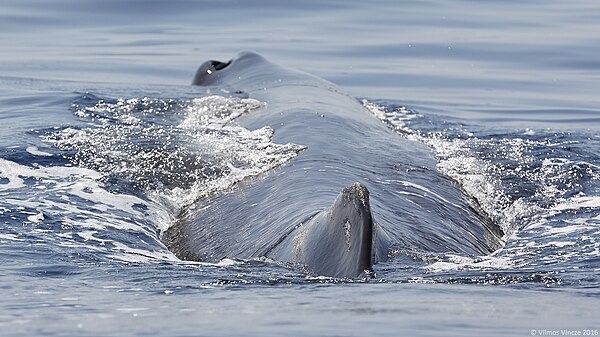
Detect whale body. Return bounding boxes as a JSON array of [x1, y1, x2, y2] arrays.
[[162, 51, 503, 278]]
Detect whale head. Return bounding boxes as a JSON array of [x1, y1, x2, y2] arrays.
[[192, 51, 267, 86]]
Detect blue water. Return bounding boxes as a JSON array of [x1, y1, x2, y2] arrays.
[[1, 1, 600, 336]]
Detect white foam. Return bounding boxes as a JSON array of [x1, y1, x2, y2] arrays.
[[546, 241, 574, 248], [77, 231, 106, 243], [363, 100, 420, 137], [0, 233, 23, 241], [0, 158, 175, 262], [552, 195, 600, 211], [545, 223, 597, 236], [0, 158, 101, 190], [25, 146, 53, 157], [216, 258, 242, 267], [26, 211, 44, 224], [426, 254, 516, 272]]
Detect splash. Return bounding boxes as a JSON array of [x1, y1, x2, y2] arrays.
[[364, 100, 600, 279], [46, 95, 306, 215]]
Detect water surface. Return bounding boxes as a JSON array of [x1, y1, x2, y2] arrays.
[[1, 1, 599, 336]]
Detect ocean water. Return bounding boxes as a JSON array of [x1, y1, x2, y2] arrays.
[[1, 1, 600, 336]]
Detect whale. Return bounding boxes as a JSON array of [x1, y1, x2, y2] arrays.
[[161, 51, 504, 278]]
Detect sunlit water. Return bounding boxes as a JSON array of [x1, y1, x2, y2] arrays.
[[1, 1, 599, 336]]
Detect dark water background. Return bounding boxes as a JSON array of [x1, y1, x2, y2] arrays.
[[1, 1, 599, 336]]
